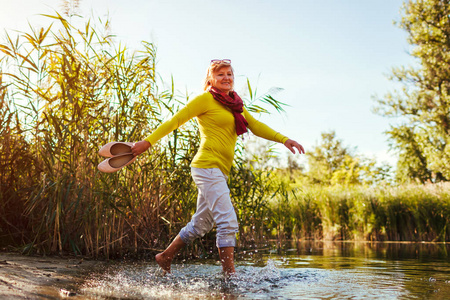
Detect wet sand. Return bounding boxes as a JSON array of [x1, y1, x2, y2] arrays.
[[0, 252, 101, 299]]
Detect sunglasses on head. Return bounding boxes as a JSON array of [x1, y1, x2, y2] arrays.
[[210, 59, 231, 65]]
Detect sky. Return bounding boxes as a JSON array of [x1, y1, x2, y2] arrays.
[[1, 0, 414, 167]]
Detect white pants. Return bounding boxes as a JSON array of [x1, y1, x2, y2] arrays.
[[179, 167, 239, 248]]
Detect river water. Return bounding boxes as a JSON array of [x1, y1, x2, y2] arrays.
[[71, 241, 449, 299]]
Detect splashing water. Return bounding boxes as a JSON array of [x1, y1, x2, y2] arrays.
[[81, 259, 301, 299], [78, 259, 413, 299]]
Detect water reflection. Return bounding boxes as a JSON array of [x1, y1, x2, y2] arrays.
[[76, 242, 450, 299]]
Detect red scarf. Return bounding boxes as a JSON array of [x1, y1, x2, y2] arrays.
[[209, 87, 248, 135]]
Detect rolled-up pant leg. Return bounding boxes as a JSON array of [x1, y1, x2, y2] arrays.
[[179, 167, 238, 248]]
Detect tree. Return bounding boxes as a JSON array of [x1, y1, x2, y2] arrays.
[[307, 131, 351, 184], [374, 0, 450, 183], [307, 131, 392, 186]]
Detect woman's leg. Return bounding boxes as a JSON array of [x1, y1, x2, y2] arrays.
[[158, 168, 238, 275], [190, 168, 238, 275], [219, 246, 235, 275], [155, 235, 186, 273], [156, 168, 214, 273]]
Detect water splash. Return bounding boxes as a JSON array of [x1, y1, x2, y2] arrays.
[[226, 259, 323, 299], [82, 263, 222, 299], [80, 259, 320, 299]]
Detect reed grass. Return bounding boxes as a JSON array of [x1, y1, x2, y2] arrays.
[[267, 183, 450, 244], [0, 12, 198, 257]]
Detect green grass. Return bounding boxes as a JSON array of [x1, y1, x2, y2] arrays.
[[267, 183, 450, 244]]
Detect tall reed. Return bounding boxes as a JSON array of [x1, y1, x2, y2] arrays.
[[0, 12, 196, 257], [267, 183, 450, 244]]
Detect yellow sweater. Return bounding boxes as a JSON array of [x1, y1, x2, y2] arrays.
[[145, 92, 289, 175]]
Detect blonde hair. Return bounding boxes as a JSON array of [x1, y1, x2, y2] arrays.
[[203, 62, 234, 91]]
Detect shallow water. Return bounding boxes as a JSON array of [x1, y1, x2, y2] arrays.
[[73, 242, 450, 299]]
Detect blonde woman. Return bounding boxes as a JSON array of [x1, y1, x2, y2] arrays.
[[131, 59, 304, 275]]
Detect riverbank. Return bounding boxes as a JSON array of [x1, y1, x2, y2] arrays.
[[0, 253, 102, 299]]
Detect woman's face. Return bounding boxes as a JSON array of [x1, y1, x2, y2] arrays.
[[211, 66, 234, 94]]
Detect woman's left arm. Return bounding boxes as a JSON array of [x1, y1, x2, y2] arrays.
[[243, 108, 305, 154]]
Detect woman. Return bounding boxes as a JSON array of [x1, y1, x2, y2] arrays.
[[131, 59, 304, 275]]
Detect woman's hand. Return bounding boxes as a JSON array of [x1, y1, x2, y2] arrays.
[[131, 140, 151, 156], [284, 139, 305, 155]]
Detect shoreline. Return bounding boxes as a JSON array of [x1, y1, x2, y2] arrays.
[[0, 252, 103, 299]]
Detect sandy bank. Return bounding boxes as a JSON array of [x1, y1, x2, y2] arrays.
[[0, 253, 102, 299]]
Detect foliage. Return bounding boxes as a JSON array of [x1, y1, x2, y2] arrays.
[[374, 0, 450, 183], [305, 131, 392, 186], [267, 182, 450, 243], [0, 11, 193, 257]]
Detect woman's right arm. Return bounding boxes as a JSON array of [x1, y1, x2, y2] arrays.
[[131, 94, 207, 156]]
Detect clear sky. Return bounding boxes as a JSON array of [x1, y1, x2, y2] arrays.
[[1, 0, 414, 167]]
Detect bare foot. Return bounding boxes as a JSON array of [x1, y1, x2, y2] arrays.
[[155, 253, 171, 273]]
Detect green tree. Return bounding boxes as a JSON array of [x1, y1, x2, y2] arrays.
[[307, 131, 351, 184], [307, 131, 391, 185], [375, 0, 450, 183]]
